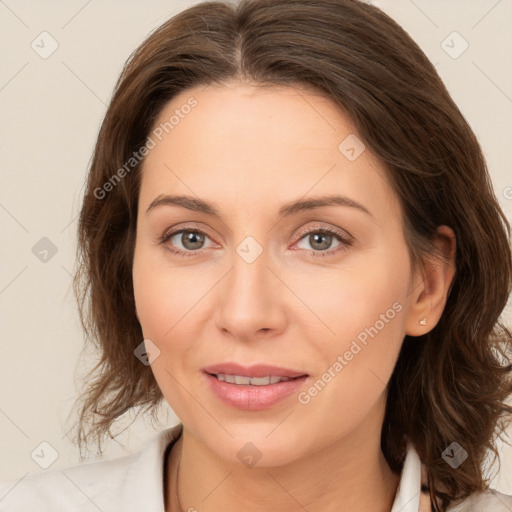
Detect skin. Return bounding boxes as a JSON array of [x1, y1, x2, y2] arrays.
[[132, 82, 456, 512]]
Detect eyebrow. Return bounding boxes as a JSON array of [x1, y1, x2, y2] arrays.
[[145, 194, 373, 219]]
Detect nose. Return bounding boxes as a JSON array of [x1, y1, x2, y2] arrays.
[[214, 242, 287, 342]]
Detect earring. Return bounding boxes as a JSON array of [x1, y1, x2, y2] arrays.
[[419, 317, 427, 326]]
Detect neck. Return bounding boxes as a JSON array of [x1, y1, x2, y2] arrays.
[[165, 409, 400, 512]]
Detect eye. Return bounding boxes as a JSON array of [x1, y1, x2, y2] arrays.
[[293, 226, 352, 257], [159, 224, 352, 258], [160, 227, 214, 256]]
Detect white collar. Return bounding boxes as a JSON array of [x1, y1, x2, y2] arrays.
[[390, 441, 426, 512]]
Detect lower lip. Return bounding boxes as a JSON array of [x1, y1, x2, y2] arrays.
[[204, 372, 309, 411]]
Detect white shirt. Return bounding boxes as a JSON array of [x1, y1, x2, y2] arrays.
[[1, 423, 511, 511]]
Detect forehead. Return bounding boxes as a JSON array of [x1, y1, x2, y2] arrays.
[[139, 82, 400, 222]]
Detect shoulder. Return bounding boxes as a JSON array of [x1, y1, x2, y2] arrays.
[[0, 450, 139, 512], [447, 488, 512, 511]]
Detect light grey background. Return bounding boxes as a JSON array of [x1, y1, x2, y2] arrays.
[[1, 0, 511, 493]]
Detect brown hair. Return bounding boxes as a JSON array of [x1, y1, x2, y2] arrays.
[[72, 0, 512, 509]]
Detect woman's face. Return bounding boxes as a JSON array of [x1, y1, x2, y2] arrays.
[[133, 82, 422, 466]]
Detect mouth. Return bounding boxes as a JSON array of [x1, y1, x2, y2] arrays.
[[202, 363, 310, 410]]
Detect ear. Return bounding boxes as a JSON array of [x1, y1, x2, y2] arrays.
[[405, 225, 456, 336]]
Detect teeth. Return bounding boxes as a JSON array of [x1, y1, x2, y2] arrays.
[[215, 374, 292, 385]]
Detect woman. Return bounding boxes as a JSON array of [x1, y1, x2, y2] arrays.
[[1, 0, 511, 511]]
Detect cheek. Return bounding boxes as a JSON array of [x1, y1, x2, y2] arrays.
[[301, 249, 410, 388], [132, 244, 219, 389], [294, 283, 406, 436], [133, 243, 175, 366], [305, 262, 407, 348], [132, 246, 201, 412], [132, 243, 198, 340]]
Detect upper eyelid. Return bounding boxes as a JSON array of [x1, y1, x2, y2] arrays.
[[295, 223, 352, 241], [161, 223, 216, 242]]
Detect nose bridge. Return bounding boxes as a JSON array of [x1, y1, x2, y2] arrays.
[[229, 233, 272, 305], [215, 230, 285, 338]]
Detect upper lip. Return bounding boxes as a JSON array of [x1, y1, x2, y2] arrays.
[[203, 362, 308, 379]]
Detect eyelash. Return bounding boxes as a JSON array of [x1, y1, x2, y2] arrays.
[[159, 224, 353, 258]]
